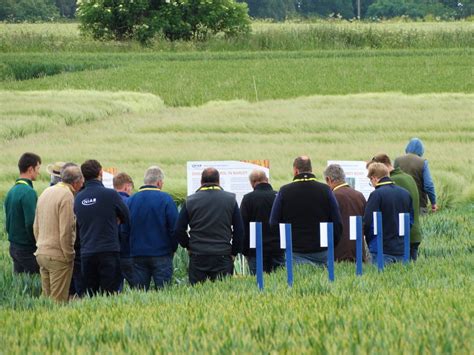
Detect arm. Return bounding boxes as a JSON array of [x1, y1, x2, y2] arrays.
[[422, 160, 437, 210], [173, 203, 190, 249], [115, 192, 130, 225], [58, 195, 75, 262], [269, 192, 282, 226], [363, 193, 378, 244], [166, 198, 179, 253], [33, 214, 39, 242], [328, 190, 343, 246], [239, 196, 251, 256], [231, 203, 244, 256], [22, 189, 37, 243]]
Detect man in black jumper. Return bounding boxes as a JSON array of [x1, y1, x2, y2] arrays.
[[241, 170, 284, 274], [174, 168, 244, 285], [270, 156, 342, 266], [74, 160, 129, 295]]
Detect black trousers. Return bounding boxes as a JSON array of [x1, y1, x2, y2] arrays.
[[188, 254, 233, 285], [9, 243, 39, 274], [81, 252, 121, 296]]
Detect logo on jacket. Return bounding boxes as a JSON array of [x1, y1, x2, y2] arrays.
[[81, 198, 97, 206]]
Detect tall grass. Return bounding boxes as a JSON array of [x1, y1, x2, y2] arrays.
[[0, 22, 472, 52]]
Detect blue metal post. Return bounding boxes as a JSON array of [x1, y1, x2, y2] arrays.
[[256, 222, 264, 290], [285, 224, 293, 287], [327, 222, 335, 282], [376, 212, 384, 272], [356, 216, 363, 276]]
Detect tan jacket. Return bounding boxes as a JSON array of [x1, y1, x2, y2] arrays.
[[33, 182, 76, 262]]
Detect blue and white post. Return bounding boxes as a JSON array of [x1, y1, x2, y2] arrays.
[[374, 211, 384, 271], [350, 216, 363, 276], [320, 222, 335, 282], [249, 222, 264, 290], [280, 223, 293, 287], [399, 213, 411, 264]]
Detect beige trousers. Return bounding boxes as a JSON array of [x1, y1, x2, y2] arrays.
[[36, 255, 73, 303]]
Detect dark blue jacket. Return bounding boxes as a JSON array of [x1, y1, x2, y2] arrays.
[[122, 186, 178, 257], [74, 180, 129, 256], [118, 192, 131, 258], [364, 177, 414, 256]]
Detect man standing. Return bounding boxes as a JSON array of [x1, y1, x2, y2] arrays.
[[270, 156, 342, 266], [241, 170, 284, 274], [74, 160, 129, 296], [174, 168, 244, 285], [323, 164, 367, 262], [394, 138, 437, 214], [364, 163, 414, 264], [123, 166, 178, 290], [368, 154, 422, 261], [5, 152, 42, 274], [113, 172, 135, 287], [34, 166, 84, 302]]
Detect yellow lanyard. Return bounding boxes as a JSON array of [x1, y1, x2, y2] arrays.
[[376, 181, 394, 187], [138, 187, 161, 192], [199, 186, 222, 191], [293, 178, 317, 183], [333, 183, 349, 191], [15, 180, 30, 187]]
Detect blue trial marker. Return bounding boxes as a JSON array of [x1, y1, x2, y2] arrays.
[[256, 222, 264, 290], [356, 216, 363, 276], [376, 212, 384, 271], [285, 224, 293, 287], [404, 213, 411, 264], [327, 222, 335, 282]]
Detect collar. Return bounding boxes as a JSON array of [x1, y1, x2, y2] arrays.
[[138, 185, 160, 192], [333, 182, 349, 191], [254, 182, 273, 191], [198, 184, 222, 192], [55, 182, 75, 194], [390, 167, 402, 176], [15, 178, 33, 188], [118, 191, 130, 198], [85, 179, 104, 187], [292, 173, 317, 183], [375, 176, 394, 188]]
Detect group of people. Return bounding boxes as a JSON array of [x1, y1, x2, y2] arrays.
[[3, 138, 437, 302]]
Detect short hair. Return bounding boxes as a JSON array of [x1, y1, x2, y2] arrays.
[[81, 160, 102, 181], [144, 166, 164, 185], [367, 162, 389, 180], [114, 172, 134, 189], [293, 156, 312, 173], [366, 153, 391, 169], [249, 170, 268, 185], [323, 164, 346, 183], [18, 152, 41, 173], [61, 166, 83, 185], [201, 168, 219, 184]]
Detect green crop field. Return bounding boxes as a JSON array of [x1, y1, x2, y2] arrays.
[[0, 21, 473, 353]]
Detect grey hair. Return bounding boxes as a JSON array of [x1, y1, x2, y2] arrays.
[[144, 166, 164, 185], [323, 164, 346, 183], [61, 166, 83, 185]]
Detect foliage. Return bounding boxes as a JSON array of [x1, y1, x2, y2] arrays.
[[0, 0, 59, 22], [367, 0, 457, 20], [77, 0, 251, 43]]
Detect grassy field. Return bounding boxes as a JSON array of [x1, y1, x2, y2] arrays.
[[0, 21, 473, 353]]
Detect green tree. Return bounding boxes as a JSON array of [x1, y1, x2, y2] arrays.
[[0, 0, 59, 21]]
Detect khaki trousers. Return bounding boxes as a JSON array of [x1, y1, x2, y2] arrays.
[[36, 255, 73, 302]]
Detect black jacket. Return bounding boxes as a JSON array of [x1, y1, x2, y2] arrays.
[[240, 183, 281, 256], [270, 173, 342, 253], [74, 180, 129, 256], [174, 184, 243, 256]]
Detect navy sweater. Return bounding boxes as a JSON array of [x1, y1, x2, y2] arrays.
[[122, 186, 178, 257], [363, 177, 414, 256], [74, 180, 129, 256]]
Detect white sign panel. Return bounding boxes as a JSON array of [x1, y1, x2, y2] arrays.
[[187, 161, 270, 205], [399, 213, 405, 236], [349, 216, 357, 241], [327, 160, 373, 200], [249, 222, 256, 248], [320, 222, 328, 247], [279, 224, 286, 249], [102, 171, 114, 189]]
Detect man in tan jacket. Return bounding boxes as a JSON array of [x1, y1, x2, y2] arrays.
[[34, 165, 84, 302]]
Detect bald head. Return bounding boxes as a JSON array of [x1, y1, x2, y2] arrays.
[[293, 156, 312, 174], [201, 167, 220, 185], [249, 170, 268, 189]]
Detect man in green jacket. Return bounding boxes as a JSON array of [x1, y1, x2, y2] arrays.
[[4, 152, 42, 274], [367, 153, 422, 260]]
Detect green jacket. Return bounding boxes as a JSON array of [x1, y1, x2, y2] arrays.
[[390, 168, 422, 243], [4, 179, 38, 248]]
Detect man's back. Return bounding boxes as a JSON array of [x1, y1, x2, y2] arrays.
[[394, 153, 426, 207], [126, 187, 178, 257], [240, 183, 279, 256], [333, 185, 366, 261]]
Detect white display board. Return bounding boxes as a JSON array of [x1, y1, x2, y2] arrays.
[[102, 171, 114, 189], [187, 161, 270, 205], [327, 160, 373, 200]]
